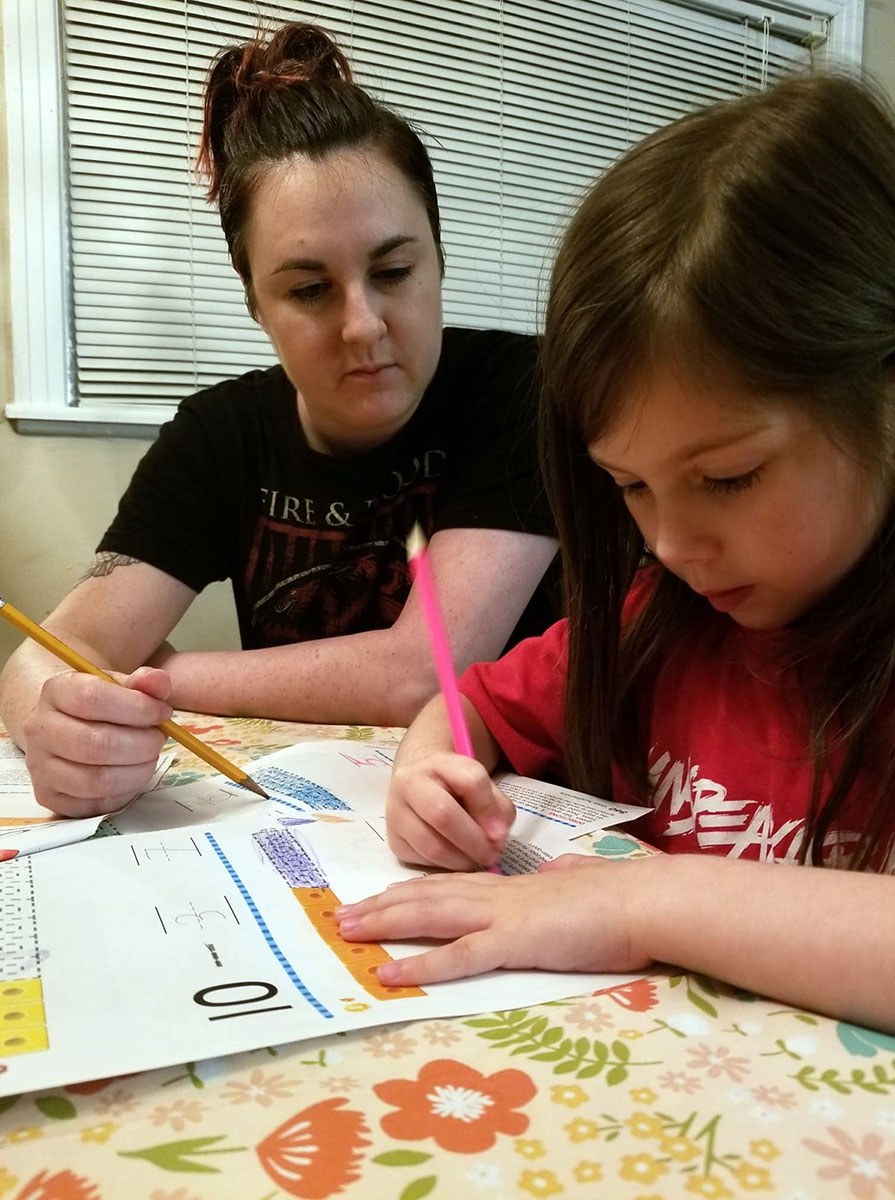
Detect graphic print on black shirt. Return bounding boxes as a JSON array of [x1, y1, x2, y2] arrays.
[[246, 471, 441, 645]]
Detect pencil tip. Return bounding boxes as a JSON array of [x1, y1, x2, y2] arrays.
[[406, 522, 426, 561], [243, 777, 270, 800]]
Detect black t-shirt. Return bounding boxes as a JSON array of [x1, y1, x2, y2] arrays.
[[99, 327, 557, 650]]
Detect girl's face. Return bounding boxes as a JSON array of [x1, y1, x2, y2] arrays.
[[245, 147, 444, 454], [589, 366, 887, 629]]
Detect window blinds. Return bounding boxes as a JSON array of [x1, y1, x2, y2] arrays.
[[61, 0, 818, 416]]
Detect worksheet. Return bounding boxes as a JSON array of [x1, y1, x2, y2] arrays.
[[0, 741, 651, 1096]]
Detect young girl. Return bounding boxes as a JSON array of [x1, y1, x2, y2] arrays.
[[336, 72, 895, 1031], [0, 22, 556, 818]]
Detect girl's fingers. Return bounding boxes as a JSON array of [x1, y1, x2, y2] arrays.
[[377, 932, 504, 986], [339, 892, 489, 943], [446, 768, 514, 846], [341, 873, 494, 918], [392, 777, 499, 867], [388, 809, 481, 871]]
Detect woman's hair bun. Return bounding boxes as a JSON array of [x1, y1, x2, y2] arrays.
[[198, 22, 354, 200], [232, 22, 353, 95]]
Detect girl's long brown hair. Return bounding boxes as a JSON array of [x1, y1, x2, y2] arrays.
[[540, 73, 895, 869]]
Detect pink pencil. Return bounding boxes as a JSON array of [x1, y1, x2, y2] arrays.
[[406, 522, 475, 757]]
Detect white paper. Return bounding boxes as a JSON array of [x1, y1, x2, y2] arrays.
[[0, 740, 646, 1095]]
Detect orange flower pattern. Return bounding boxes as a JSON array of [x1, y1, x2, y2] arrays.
[[592, 978, 659, 1012], [13, 1173, 100, 1200], [255, 1097, 370, 1198], [374, 1058, 537, 1153]]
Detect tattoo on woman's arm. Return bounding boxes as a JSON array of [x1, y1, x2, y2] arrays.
[[81, 553, 144, 582]]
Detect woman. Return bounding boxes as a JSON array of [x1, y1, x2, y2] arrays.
[[0, 23, 557, 817]]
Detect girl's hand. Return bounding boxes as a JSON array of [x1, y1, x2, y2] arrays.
[[336, 854, 659, 985], [385, 751, 515, 871], [21, 666, 173, 818]]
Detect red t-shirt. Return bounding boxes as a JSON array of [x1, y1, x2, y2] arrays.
[[460, 571, 888, 866]]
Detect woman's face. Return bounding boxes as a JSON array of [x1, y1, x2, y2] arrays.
[[589, 365, 887, 629], [244, 147, 444, 454]]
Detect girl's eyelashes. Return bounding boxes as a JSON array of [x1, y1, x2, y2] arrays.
[[616, 466, 764, 498], [703, 466, 764, 494]]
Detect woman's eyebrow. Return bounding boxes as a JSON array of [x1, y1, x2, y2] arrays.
[[272, 234, 419, 275], [370, 234, 418, 259]]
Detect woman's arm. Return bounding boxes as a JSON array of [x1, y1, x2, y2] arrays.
[[0, 557, 197, 815], [153, 526, 558, 726], [337, 851, 895, 1032]]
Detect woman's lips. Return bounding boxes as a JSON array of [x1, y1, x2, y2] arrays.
[[345, 363, 395, 379]]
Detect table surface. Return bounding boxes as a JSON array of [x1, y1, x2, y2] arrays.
[[1, 714, 893, 1200]]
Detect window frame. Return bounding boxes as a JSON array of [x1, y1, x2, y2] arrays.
[[2, 0, 865, 435]]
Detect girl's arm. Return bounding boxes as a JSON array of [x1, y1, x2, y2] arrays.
[[337, 851, 895, 1032], [636, 853, 895, 1030]]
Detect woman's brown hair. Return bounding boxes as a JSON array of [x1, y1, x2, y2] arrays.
[[196, 22, 444, 314], [540, 72, 895, 869]]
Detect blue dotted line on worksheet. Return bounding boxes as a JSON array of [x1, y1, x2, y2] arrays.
[[269, 795, 321, 815], [205, 833, 333, 1019]]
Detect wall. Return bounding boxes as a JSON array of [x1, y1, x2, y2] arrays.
[[2, 3, 894, 667], [864, 0, 895, 96]]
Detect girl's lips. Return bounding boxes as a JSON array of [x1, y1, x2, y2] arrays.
[[701, 585, 755, 613]]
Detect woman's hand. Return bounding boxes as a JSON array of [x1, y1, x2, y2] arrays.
[[337, 854, 659, 985], [386, 750, 516, 870], [21, 666, 173, 817]]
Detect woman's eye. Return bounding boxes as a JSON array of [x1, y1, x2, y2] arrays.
[[374, 265, 412, 286], [290, 281, 329, 304], [704, 467, 763, 495], [620, 480, 647, 499]]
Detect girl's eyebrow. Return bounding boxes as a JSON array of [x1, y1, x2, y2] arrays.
[[272, 235, 419, 275]]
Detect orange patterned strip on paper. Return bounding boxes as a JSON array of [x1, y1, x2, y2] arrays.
[[292, 886, 425, 1000]]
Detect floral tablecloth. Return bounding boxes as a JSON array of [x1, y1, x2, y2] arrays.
[[1, 715, 894, 1200]]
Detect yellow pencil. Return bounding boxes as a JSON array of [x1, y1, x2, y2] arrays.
[[0, 596, 269, 800]]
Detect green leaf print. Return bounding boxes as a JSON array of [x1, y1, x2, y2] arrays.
[[373, 1151, 434, 1166], [793, 1061, 895, 1095], [119, 1135, 247, 1173], [399, 1176, 437, 1200], [35, 1095, 77, 1120], [463, 1011, 656, 1079]]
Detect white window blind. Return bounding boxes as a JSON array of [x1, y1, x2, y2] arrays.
[[7, 0, 860, 428]]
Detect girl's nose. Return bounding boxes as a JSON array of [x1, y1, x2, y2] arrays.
[[650, 509, 717, 569], [342, 285, 387, 345]]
